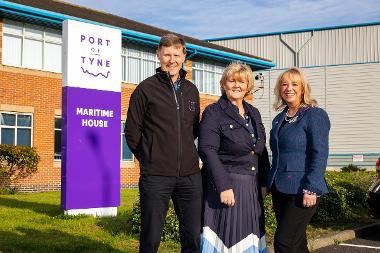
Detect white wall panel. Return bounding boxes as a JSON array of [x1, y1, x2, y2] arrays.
[[211, 24, 380, 69], [326, 64, 380, 153]]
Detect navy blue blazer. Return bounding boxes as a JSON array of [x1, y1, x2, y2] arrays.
[[198, 95, 270, 194], [267, 106, 330, 195]]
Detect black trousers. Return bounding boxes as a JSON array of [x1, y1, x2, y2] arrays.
[[139, 172, 203, 253], [272, 186, 319, 253]]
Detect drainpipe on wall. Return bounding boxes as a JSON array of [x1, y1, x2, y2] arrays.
[[279, 30, 314, 67], [183, 50, 198, 72], [186, 49, 198, 60]]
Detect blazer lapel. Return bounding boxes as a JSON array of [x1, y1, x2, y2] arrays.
[[278, 106, 310, 138], [218, 95, 251, 133], [273, 110, 285, 140], [224, 104, 251, 131]]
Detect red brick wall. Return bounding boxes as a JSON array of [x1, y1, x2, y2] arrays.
[[120, 83, 140, 188], [0, 19, 218, 192], [0, 68, 62, 191], [0, 20, 61, 191]]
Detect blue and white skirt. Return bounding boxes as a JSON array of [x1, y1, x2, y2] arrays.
[[201, 173, 266, 253]]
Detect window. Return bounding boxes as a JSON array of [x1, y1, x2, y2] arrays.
[[122, 43, 160, 84], [2, 19, 62, 72], [192, 60, 226, 96], [121, 122, 133, 161], [54, 117, 62, 160], [0, 112, 32, 147]]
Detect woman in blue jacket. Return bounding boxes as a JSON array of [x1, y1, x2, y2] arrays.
[[199, 62, 270, 253], [267, 67, 330, 253]]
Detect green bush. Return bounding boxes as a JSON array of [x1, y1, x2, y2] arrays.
[[0, 185, 18, 194], [0, 144, 40, 181], [129, 171, 375, 243], [131, 198, 180, 242], [341, 164, 366, 172], [312, 171, 374, 224], [264, 196, 276, 239]]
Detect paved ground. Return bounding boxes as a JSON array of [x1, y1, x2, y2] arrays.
[[314, 223, 380, 252]]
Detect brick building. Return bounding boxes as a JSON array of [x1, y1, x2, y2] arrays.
[[0, 0, 274, 192]]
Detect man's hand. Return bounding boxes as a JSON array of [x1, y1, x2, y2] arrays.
[[220, 189, 235, 207]]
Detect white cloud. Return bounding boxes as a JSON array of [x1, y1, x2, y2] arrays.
[[64, 0, 380, 39]]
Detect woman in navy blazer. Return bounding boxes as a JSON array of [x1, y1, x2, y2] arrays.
[[267, 67, 330, 253], [199, 62, 270, 253]]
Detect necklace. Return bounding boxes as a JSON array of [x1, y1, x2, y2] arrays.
[[284, 110, 298, 123]]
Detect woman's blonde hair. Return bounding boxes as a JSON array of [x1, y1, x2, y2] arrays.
[[220, 62, 254, 98], [273, 67, 317, 111]]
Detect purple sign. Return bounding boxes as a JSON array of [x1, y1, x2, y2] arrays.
[[61, 87, 120, 209], [61, 20, 121, 215]]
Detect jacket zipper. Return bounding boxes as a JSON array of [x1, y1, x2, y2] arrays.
[[166, 72, 182, 176], [179, 92, 184, 174], [181, 92, 185, 118]]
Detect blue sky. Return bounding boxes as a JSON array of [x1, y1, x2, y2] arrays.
[[64, 0, 380, 39]]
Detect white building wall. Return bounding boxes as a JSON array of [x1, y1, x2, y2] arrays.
[[214, 24, 380, 167], [326, 64, 380, 154]]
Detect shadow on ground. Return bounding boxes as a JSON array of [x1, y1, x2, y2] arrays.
[[96, 210, 135, 237], [355, 223, 380, 241], [0, 227, 124, 253], [0, 197, 61, 217]]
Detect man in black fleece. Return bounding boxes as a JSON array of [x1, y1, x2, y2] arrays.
[[125, 34, 202, 253]]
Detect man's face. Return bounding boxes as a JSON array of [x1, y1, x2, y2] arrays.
[[157, 45, 186, 80]]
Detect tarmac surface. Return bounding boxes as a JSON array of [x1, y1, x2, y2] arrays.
[[267, 221, 380, 253], [313, 222, 380, 252]]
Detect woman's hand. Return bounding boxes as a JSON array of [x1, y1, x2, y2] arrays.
[[303, 193, 317, 208], [220, 189, 235, 207]]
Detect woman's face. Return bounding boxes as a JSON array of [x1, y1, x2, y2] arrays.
[[280, 77, 303, 107], [223, 75, 248, 103]]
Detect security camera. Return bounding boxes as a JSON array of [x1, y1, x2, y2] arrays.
[[255, 73, 264, 81]]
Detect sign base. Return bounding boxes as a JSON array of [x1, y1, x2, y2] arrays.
[[64, 207, 117, 217]]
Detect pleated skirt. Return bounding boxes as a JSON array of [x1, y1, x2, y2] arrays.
[[201, 173, 266, 253]]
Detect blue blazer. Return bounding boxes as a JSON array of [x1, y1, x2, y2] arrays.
[[267, 106, 330, 195], [199, 95, 270, 194]]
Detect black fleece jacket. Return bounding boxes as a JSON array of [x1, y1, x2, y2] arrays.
[[125, 68, 200, 176]]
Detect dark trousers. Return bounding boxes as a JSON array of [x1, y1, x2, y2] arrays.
[[272, 186, 319, 253], [139, 172, 202, 253]]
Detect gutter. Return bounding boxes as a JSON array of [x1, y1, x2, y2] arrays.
[[206, 21, 380, 41]]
